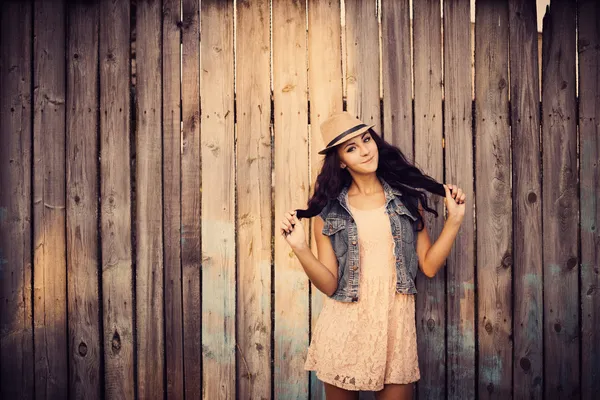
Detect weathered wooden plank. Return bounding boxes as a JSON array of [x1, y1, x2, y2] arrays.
[[135, 0, 164, 397], [66, 2, 101, 398], [474, 1, 512, 398], [235, 0, 272, 398], [541, 1, 579, 398], [33, 0, 68, 397], [578, 1, 600, 397], [307, 0, 343, 398], [345, 0, 379, 132], [381, 0, 412, 157], [200, 0, 235, 398], [162, 0, 185, 397], [413, 1, 446, 398], [273, 0, 310, 397], [99, 0, 134, 397], [443, 1, 475, 398], [0, 1, 34, 398], [507, 0, 543, 398], [181, 0, 202, 396]]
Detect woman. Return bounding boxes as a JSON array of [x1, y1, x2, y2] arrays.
[[280, 112, 466, 399]]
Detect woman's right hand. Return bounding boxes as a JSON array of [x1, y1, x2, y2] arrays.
[[280, 210, 307, 250]]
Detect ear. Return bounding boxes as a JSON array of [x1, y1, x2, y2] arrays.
[[340, 163, 346, 169]]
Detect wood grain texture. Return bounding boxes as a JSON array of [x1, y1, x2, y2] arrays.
[[99, 0, 134, 397], [307, 0, 343, 398], [443, 1, 475, 398], [541, 1, 579, 398], [200, 0, 236, 398], [577, 1, 600, 397], [474, 1, 512, 398], [381, 0, 412, 157], [33, 0, 68, 397], [413, 0, 446, 398], [273, 0, 310, 398], [0, 1, 34, 398], [507, 0, 543, 398], [135, 0, 164, 397], [181, 0, 202, 396], [344, 0, 380, 132], [162, 0, 185, 397], [235, 0, 272, 398], [66, 2, 101, 398]]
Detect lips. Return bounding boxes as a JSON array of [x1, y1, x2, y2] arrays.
[[362, 156, 374, 164]]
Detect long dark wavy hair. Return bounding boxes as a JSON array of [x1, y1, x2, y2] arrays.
[[295, 129, 445, 231]]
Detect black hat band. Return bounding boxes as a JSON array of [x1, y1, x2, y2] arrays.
[[325, 123, 368, 148]]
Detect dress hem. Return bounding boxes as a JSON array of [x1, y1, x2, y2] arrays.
[[305, 367, 420, 391]]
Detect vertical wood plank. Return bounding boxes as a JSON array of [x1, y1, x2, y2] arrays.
[[578, 0, 600, 397], [235, 0, 272, 398], [181, 0, 202, 396], [541, 1, 579, 398], [273, 0, 310, 397], [381, 0, 412, 156], [200, 0, 236, 398], [474, 1, 512, 398], [99, 0, 135, 397], [33, 0, 68, 397], [413, 0, 446, 398], [443, 0, 475, 398], [66, 2, 101, 398], [507, 0, 543, 398], [345, 0, 379, 132], [135, 0, 164, 397], [307, 0, 343, 398], [162, 0, 185, 397], [0, 1, 34, 398]]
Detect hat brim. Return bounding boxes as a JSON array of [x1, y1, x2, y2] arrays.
[[317, 124, 375, 155]]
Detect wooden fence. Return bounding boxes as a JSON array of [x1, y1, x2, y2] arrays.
[[1, 0, 598, 399]]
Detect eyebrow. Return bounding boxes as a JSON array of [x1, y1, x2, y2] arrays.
[[344, 132, 370, 149]]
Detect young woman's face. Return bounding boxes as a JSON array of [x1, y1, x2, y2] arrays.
[[336, 131, 379, 173]]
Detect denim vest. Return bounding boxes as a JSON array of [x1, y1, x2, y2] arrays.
[[318, 177, 419, 302]]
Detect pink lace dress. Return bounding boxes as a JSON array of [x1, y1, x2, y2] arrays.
[[304, 202, 420, 391]]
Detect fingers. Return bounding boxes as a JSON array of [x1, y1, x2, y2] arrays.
[[281, 210, 297, 236], [284, 210, 296, 222], [445, 184, 466, 205], [443, 184, 451, 198]]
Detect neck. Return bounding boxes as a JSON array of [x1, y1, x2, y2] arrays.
[[348, 173, 382, 196]]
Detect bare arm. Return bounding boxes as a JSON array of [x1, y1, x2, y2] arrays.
[[290, 216, 338, 297], [416, 184, 465, 277], [416, 209, 462, 277]]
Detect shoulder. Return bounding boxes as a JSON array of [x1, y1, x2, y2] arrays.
[[317, 200, 333, 221], [399, 193, 418, 209], [397, 195, 421, 223]]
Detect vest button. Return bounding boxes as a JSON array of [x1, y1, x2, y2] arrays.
[[352, 240, 357, 245], [351, 296, 358, 302], [351, 265, 358, 271]]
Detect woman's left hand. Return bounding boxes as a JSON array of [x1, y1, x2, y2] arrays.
[[443, 183, 466, 223]]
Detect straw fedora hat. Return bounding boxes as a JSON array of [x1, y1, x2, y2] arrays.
[[318, 112, 375, 155]]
